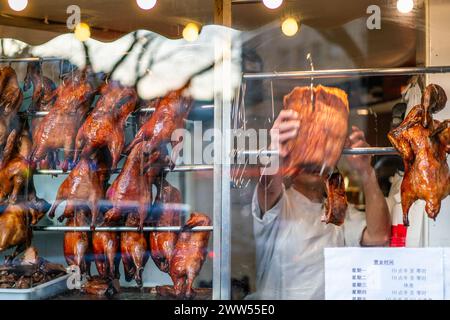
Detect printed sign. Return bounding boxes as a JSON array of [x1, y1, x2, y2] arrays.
[[324, 248, 444, 300]]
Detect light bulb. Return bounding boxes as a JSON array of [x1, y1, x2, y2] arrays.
[[8, 0, 28, 11], [75, 23, 91, 42], [136, 0, 157, 10], [397, 0, 414, 13], [262, 0, 283, 9], [282, 18, 299, 37], [183, 23, 200, 42]]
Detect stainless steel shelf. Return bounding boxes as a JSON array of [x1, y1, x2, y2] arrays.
[[33, 226, 213, 232], [36, 164, 214, 175], [243, 66, 450, 80], [240, 147, 398, 156]]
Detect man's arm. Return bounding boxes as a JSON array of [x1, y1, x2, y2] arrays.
[[345, 126, 391, 246], [257, 110, 299, 215]]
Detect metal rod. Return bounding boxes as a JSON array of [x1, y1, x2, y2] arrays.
[[23, 107, 156, 118], [239, 147, 398, 156], [33, 226, 213, 232], [0, 57, 67, 63], [243, 66, 450, 80], [36, 164, 214, 175]]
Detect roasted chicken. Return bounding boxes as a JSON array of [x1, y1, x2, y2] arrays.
[[81, 276, 120, 297], [30, 68, 102, 172], [322, 171, 348, 226], [124, 84, 193, 158], [169, 213, 211, 299], [282, 85, 349, 179], [0, 199, 50, 264], [121, 212, 149, 287], [388, 84, 450, 225], [149, 178, 182, 273], [74, 81, 137, 169], [63, 209, 92, 276]]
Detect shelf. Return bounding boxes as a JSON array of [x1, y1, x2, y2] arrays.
[[240, 147, 398, 157], [36, 164, 214, 175], [33, 226, 213, 232], [242, 66, 450, 80]]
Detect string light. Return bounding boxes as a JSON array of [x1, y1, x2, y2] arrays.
[[397, 0, 414, 13], [281, 18, 299, 37], [183, 23, 200, 42], [262, 0, 283, 10], [136, 0, 157, 10], [74, 23, 91, 42], [8, 0, 28, 11]]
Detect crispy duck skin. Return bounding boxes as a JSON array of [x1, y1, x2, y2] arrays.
[[0, 199, 50, 265], [0, 124, 34, 204], [282, 85, 349, 178], [0, 67, 23, 157], [47, 154, 110, 230], [92, 225, 121, 279], [149, 178, 182, 273], [73, 81, 137, 169], [322, 172, 348, 226], [104, 141, 168, 231], [124, 84, 193, 155], [169, 213, 211, 299], [63, 209, 92, 276], [30, 68, 100, 172], [81, 276, 120, 296], [388, 84, 450, 225], [120, 212, 149, 287]]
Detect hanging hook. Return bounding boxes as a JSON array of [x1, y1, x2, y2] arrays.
[[306, 53, 315, 111]]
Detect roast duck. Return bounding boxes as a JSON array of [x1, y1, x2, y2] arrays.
[[388, 84, 450, 226], [0, 66, 23, 165], [23, 61, 58, 169], [74, 81, 138, 169], [283, 85, 349, 225], [149, 178, 182, 273], [0, 198, 50, 264], [30, 67, 102, 172]]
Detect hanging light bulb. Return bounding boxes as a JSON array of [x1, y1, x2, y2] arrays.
[[8, 0, 28, 11], [136, 0, 157, 10], [397, 0, 414, 13], [183, 23, 200, 42], [262, 0, 283, 10], [74, 23, 91, 42], [282, 18, 299, 37]]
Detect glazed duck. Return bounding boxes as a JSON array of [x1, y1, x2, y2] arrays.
[[124, 83, 193, 157], [23, 61, 58, 169], [0, 66, 23, 158], [104, 141, 169, 231], [169, 213, 211, 299], [0, 198, 50, 264], [92, 215, 121, 279], [47, 152, 110, 230], [0, 123, 34, 204], [73, 81, 138, 169], [388, 84, 450, 225], [120, 212, 149, 287], [63, 209, 92, 276], [30, 67, 101, 172], [149, 178, 182, 273]]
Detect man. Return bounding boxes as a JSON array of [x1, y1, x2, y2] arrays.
[[251, 109, 391, 300]]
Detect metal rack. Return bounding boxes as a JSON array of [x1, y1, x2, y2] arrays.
[[33, 226, 213, 232]]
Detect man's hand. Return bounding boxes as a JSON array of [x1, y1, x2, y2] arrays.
[[344, 126, 373, 178], [269, 109, 300, 158]]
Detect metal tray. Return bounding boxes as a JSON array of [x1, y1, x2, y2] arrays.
[[0, 274, 69, 300]]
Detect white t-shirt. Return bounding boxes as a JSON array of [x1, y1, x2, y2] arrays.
[[249, 185, 367, 300]]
